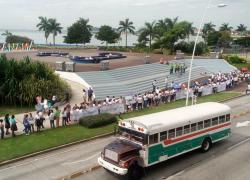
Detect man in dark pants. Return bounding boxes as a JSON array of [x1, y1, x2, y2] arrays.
[[88, 87, 94, 102], [0, 119, 4, 139]]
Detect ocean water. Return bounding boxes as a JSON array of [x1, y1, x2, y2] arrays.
[[0, 30, 138, 46]]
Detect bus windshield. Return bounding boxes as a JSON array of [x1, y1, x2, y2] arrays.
[[118, 127, 148, 145]]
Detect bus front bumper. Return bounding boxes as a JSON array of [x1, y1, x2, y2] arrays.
[[98, 157, 128, 175]]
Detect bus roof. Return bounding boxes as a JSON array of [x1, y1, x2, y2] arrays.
[[122, 102, 231, 134]]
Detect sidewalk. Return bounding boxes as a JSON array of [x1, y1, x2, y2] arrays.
[[0, 79, 86, 137]]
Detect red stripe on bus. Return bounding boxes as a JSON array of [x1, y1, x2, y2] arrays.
[[163, 122, 231, 145]]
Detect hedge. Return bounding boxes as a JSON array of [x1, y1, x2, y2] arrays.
[[79, 113, 118, 128]]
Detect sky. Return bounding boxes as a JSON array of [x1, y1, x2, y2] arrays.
[[0, 0, 249, 31]]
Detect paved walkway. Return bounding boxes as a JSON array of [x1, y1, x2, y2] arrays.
[[0, 79, 85, 137]]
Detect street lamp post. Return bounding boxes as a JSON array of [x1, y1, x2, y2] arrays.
[[185, 0, 227, 106]]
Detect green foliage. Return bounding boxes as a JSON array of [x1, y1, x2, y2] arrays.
[[95, 25, 120, 46], [64, 18, 92, 45], [118, 18, 135, 48], [37, 17, 63, 45], [79, 113, 118, 128], [0, 55, 69, 106], [138, 21, 156, 49], [0, 124, 115, 162], [219, 23, 233, 32], [48, 18, 63, 45], [207, 31, 232, 47], [156, 21, 194, 53], [6, 35, 32, 43], [234, 37, 250, 47], [174, 41, 208, 55], [202, 22, 216, 43], [224, 55, 247, 64], [37, 16, 51, 44], [237, 24, 247, 34]]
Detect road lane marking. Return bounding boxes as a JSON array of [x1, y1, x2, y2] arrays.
[[62, 152, 100, 165], [227, 137, 250, 151]]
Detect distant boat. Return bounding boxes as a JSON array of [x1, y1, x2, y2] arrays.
[[217, 3, 227, 8]]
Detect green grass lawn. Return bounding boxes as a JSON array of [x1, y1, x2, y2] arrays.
[[0, 124, 114, 162], [0, 106, 34, 117], [0, 91, 241, 163]]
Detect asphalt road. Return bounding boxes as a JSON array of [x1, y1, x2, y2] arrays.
[[0, 95, 250, 180], [75, 96, 250, 180]]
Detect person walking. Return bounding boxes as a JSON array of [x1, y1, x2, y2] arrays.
[[65, 103, 71, 124], [165, 76, 169, 89], [87, 87, 94, 102], [4, 114, 10, 135], [48, 109, 55, 128], [28, 113, 35, 133], [10, 115, 17, 137], [82, 89, 87, 103], [23, 114, 30, 135], [152, 80, 158, 92], [54, 107, 61, 127], [62, 107, 67, 126], [0, 119, 4, 139], [35, 112, 42, 132]]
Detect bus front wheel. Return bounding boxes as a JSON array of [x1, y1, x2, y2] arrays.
[[201, 138, 212, 153], [128, 163, 144, 180]]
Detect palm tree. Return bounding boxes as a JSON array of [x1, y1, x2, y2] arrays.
[[138, 21, 156, 49], [202, 22, 216, 36], [117, 18, 135, 48], [155, 17, 178, 37], [237, 24, 247, 35], [48, 18, 63, 46], [37, 16, 50, 44], [219, 23, 233, 32], [202, 22, 216, 43], [1, 30, 12, 37]]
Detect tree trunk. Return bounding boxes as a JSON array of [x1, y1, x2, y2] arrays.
[[149, 35, 152, 50], [125, 30, 128, 48], [45, 37, 48, 45], [53, 35, 55, 46]]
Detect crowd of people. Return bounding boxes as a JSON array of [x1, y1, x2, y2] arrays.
[[0, 67, 247, 140]]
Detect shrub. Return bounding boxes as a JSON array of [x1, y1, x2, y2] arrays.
[[0, 55, 70, 106], [79, 113, 118, 128], [225, 55, 247, 64], [6, 35, 32, 43]]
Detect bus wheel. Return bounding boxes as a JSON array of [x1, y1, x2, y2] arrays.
[[128, 163, 143, 180], [201, 138, 212, 153]]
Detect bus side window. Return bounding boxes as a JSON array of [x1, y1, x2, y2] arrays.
[[219, 115, 225, 124], [184, 125, 190, 134], [191, 123, 197, 132], [149, 133, 158, 145], [204, 119, 211, 128], [198, 121, 204, 130], [160, 131, 168, 141], [212, 117, 218, 126], [226, 114, 230, 122], [168, 129, 175, 139], [176, 127, 183, 137]]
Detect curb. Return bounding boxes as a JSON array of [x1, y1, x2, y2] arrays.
[[0, 132, 113, 167], [218, 93, 247, 103], [61, 165, 101, 180]]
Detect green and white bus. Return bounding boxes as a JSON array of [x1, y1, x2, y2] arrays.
[[98, 102, 231, 179]]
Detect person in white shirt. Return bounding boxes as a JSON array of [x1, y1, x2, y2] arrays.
[[246, 84, 250, 94], [165, 76, 168, 89], [137, 95, 143, 110]]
